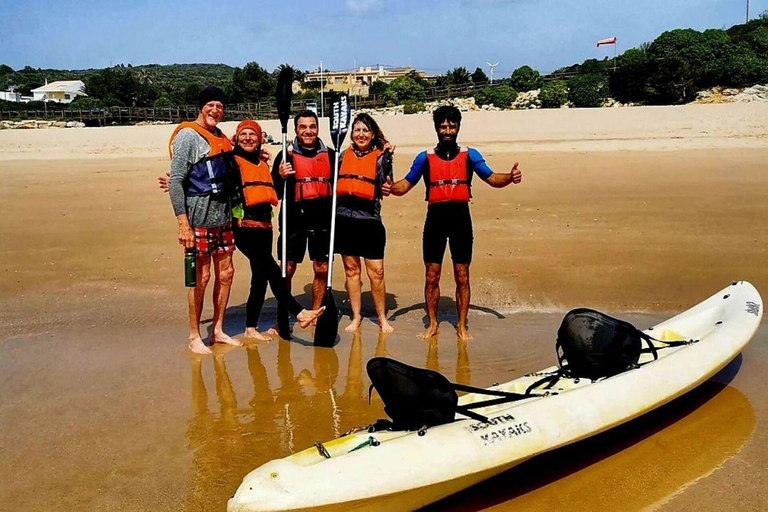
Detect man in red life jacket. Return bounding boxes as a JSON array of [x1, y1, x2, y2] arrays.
[[168, 86, 239, 354], [385, 105, 522, 341], [271, 110, 336, 312]]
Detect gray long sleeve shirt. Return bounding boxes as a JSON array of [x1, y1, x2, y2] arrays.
[[168, 127, 230, 228]]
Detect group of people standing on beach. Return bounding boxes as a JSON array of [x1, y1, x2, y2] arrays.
[[165, 86, 522, 355]]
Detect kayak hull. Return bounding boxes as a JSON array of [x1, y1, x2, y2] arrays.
[[228, 281, 762, 512]]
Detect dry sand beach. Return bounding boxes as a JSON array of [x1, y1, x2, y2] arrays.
[[1, 103, 767, 511]]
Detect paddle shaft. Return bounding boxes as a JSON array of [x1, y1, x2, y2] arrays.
[[281, 131, 288, 278], [326, 148, 341, 285]]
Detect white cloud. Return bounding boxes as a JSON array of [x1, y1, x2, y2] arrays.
[[346, 0, 382, 13]]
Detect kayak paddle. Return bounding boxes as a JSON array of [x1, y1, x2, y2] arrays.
[[314, 93, 350, 347], [276, 66, 293, 340]]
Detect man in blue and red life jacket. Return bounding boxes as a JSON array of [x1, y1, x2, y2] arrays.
[[385, 105, 522, 341], [271, 110, 336, 312], [168, 86, 240, 354]]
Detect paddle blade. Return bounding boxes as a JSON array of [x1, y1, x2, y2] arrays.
[[277, 300, 291, 340], [329, 93, 351, 150], [314, 287, 339, 347], [276, 66, 294, 131]]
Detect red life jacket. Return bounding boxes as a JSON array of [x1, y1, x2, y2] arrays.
[[337, 148, 381, 200], [234, 155, 278, 207], [168, 122, 233, 196], [427, 147, 470, 203], [291, 149, 332, 201]]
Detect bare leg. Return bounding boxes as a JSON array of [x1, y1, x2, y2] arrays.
[[418, 262, 442, 339], [188, 255, 212, 354], [343, 255, 363, 332], [365, 259, 393, 333], [267, 260, 297, 335], [453, 263, 472, 341], [211, 252, 239, 346], [312, 260, 329, 310]]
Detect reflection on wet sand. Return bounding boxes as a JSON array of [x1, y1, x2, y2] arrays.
[[426, 337, 472, 388], [185, 333, 416, 511], [425, 358, 756, 512]]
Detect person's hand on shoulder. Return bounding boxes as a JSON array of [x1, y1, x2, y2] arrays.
[[382, 142, 396, 155], [158, 171, 170, 193], [260, 148, 271, 163]]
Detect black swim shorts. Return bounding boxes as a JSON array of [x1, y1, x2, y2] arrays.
[[334, 215, 386, 260], [422, 202, 473, 265]]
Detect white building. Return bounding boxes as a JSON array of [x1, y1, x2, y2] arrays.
[[31, 80, 87, 103], [0, 90, 21, 102]]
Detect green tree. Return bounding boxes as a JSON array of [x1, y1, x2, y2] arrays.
[[443, 67, 471, 86], [539, 80, 568, 108], [609, 48, 650, 103], [229, 62, 274, 103], [568, 74, 608, 107], [0, 64, 13, 76], [84, 66, 144, 106], [384, 76, 426, 104], [578, 59, 609, 76], [510, 65, 543, 91], [471, 67, 488, 84], [368, 80, 389, 98]]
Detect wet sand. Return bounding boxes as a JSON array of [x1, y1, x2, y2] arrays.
[[1, 105, 767, 511]]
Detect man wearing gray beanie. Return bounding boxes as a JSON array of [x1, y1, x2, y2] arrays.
[[167, 86, 239, 354]]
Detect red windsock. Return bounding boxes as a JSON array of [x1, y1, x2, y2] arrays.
[[596, 37, 617, 47]]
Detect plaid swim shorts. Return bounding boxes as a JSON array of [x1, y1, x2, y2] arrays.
[[193, 222, 235, 256]]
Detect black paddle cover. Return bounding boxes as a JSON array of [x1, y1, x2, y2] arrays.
[[329, 93, 350, 150], [276, 67, 293, 132], [314, 286, 339, 347]]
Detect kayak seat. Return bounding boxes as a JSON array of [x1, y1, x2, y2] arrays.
[[527, 309, 698, 393], [367, 357, 534, 431]]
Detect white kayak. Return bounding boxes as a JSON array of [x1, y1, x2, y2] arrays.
[[228, 281, 762, 512]]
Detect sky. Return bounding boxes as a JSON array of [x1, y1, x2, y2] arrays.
[[1, 0, 766, 77]]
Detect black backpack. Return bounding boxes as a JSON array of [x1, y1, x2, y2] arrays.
[[367, 357, 533, 431]]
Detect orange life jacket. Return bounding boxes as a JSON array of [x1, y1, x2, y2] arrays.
[[337, 148, 381, 200], [168, 121, 232, 158], [168, 122, 233, 196], [427, 147, 471, 204], [234, 155, 278, 207], [291, 149, 332, 201]]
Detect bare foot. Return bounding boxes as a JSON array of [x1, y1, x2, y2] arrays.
[[344, 317, 362, 332], [212, 330, 242, 346], [417, 324, 439, 339], [297, 306, 325, 329], [244, 327, 272, 342], [188, 336, 212, 355], [456, 326, 473, 341], [378, 318, 395, 333]]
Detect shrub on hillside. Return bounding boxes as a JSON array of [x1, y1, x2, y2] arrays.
[[403, 101, 425, 114], [567, 74, 608, 107], [510, 65, 543, 91], [473, 85, 518, 107], [539, 80, 568, 108], [384, 76, 426, 104]]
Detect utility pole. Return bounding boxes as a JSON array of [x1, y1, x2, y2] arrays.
[[746, 0, 750, 22], [320, 60, 324, 118]]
